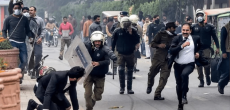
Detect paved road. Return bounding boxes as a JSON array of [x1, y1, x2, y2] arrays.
[[20, 40, 230, 110]]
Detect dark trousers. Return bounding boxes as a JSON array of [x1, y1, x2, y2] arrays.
[[150, 47, 156, 59], [141, 40, 146, 56], [34, 83, 71, 110], [197, 48, 211, 80], [218, 52, 230, 88], [28, 43, 42, 76], [174, 62, 195, 104]]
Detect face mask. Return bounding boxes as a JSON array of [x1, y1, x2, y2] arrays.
[[123, 22, 131, 29], [155, 19, 160, 24], [197, 16, 204, 23], [23, 12, 30, 17], [14, 9, 21, 15]]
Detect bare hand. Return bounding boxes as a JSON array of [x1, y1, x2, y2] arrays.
[[182, 42, 190, 48], [195, 53, 199, 59], [223, 53, 227, 59], [37, 38, 42, 44], [92, 62, 100, 67], [158, 44, 166, 48], [128, 27, 132, 34], [216, 49, 220, 54]]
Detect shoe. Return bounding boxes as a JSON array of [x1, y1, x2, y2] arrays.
[[146, 87, 152, 94], [120, 88, 125, 94], [27, 99, 38, 110], [134, 69, 140, 72], [198, 80, 204, 87], [206, 76, 211, 86], [154, 96, 165, 100], [127, 89, 134, 94], [132, 76, 136, 79], [92, 99, 96, 107], [178, 104, 184, 110], [59, 56, 63, 60], [145, 57, 150, 59], [182, 97, 188, 104], [107, 72, 117, 75], [218, 86, 224, 94]]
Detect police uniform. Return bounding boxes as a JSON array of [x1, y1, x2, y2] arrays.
[[191, 23, 219, 87]]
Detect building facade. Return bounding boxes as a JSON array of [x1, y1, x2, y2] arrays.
[[0, 0, 10, 31]]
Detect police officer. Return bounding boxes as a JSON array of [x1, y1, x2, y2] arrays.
[[146, 22, 177, 100], [84, 31, 117, 110], [146, 15, 165, 59], [218, 21, 230, 94], [112, 17, 140, 94], [191, 9, 220, 87]]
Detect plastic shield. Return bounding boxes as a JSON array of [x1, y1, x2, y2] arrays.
[[64, 37, 93, 84]]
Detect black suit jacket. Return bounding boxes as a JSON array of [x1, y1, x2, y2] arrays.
[[38, 71, 79, 110], [168, 35, 208, 69]]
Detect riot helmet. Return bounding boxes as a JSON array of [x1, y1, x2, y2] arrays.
[[90, 31, 105, 46]]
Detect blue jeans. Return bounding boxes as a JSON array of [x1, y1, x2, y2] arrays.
[[218, 52, 230, 88], [10, 41, 28, 71], [141, 40, 146, 56]]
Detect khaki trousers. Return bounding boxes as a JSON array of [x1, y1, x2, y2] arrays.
[[84, 75, 105, 110], [60, 39, 71, 57]]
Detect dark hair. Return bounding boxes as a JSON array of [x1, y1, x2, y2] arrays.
[[69, 14, 73, 17], [93, 15, 100, 20], [153, 15, 159, 18], [87, 15, 91, 20], [186, 15, 192, 21], [67, 66, 85, 79], [182, 23, 192, 30], [138, 11, 143, 21], [176, 20, 180, 23], [103, 17, 107, 20], [108, 17, 113, 22], [63, 16, 68, 19], [13, 2, 22, 9], [30, 6, 37, 11], [22, 7, 29, 11]]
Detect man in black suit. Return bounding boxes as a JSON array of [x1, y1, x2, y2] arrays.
[[27, 66, 85, 110], [169, 23, 202, 110]]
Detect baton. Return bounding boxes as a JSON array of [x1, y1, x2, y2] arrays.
[[113, 60, 115, 80]]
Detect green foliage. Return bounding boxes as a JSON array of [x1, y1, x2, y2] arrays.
[[0, 58, 7, 70], [0, 40, 13, 50]]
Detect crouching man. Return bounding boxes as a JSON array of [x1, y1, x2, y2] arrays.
[[27, 66, 85, 110], [84, 31, 117, 110]]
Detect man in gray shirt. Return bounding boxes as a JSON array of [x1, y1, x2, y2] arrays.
[[88, 15, 102, 39], [28, 6, 46, 79]]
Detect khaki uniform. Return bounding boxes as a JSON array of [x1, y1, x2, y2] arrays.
[[84, 75, 105, 110], [147, 31, 176, 97]]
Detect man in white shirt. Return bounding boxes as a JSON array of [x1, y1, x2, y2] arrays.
[[169, 23, 202, 110]]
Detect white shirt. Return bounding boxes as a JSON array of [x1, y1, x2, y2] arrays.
[[175, 35, 195, 64]]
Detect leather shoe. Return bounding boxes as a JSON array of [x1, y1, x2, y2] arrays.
[[146, 87, 152, 94], [198, 80, 204, 87], [178, 104, 184, 110], [206, 76, 211, 86], [134, 69, 140, 72], [182, 97, 188, 104], [218, 86, 224, 94], [120, 88, 125, 94], [154, 96, 165, 100], [27, 99, 38, 110], [145, 57, 150, 59], [127, 90, 134, 94]]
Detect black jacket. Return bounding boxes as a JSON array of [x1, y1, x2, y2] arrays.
[[168, 35, 208, 69], [37, 71, 79, 110], [191, 23, 219, 49], [146, 22, 165, 44], [85, 41, 117, 77], [112, 28, 140, 55]]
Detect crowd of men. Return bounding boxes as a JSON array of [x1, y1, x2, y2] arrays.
[[1, 1, 229, 110]]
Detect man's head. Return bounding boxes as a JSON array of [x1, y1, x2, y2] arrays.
[[12, 2, 22, 16], [87, 15, 91, 20], [181, 23, 192, 38], [163, 15, 167, 21], [22, 7, 29, 17], [45, 18, 49, 23], [185, 15, 193, 24], [145, 16, 150, 23], [196, 9, 205, 23], [67, 66, 85, 81], [29, 6, 37, 17], [90, 31, 105, 48], [153, 15, 160, 24], [108, 17, 113, 22], [63, 16, 68, 24], [82, 16, 85, 20], [103, 17, 107, 23], [165, 22, 177, 33], [69, 14, 73, 19], [93, 15, 100, 24], [129, 14, 139, 26], [120, 17, 131, 29], [175, 20, 180, 26], [120, 11, 129, 17]]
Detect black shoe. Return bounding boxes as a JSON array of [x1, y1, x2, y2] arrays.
[[154, 96, 165, 100], [198, 80, 204, 87], [92, 99, 96, 107], [31, 76, 36, 79], [146, 87, 152, 94], [127, 90, 134, 94], [134, 69, 140, 72], [182, 97, 188, 104], [27, 99, 38, 110], [120, 88, 125, 94], [145, 57, 150, 59], [59, 56, 63, 60], [132, 76, 136, 79], [218, 86, 224, 94], [206, 76, 211, 86], [178, 104, 184, 110]]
